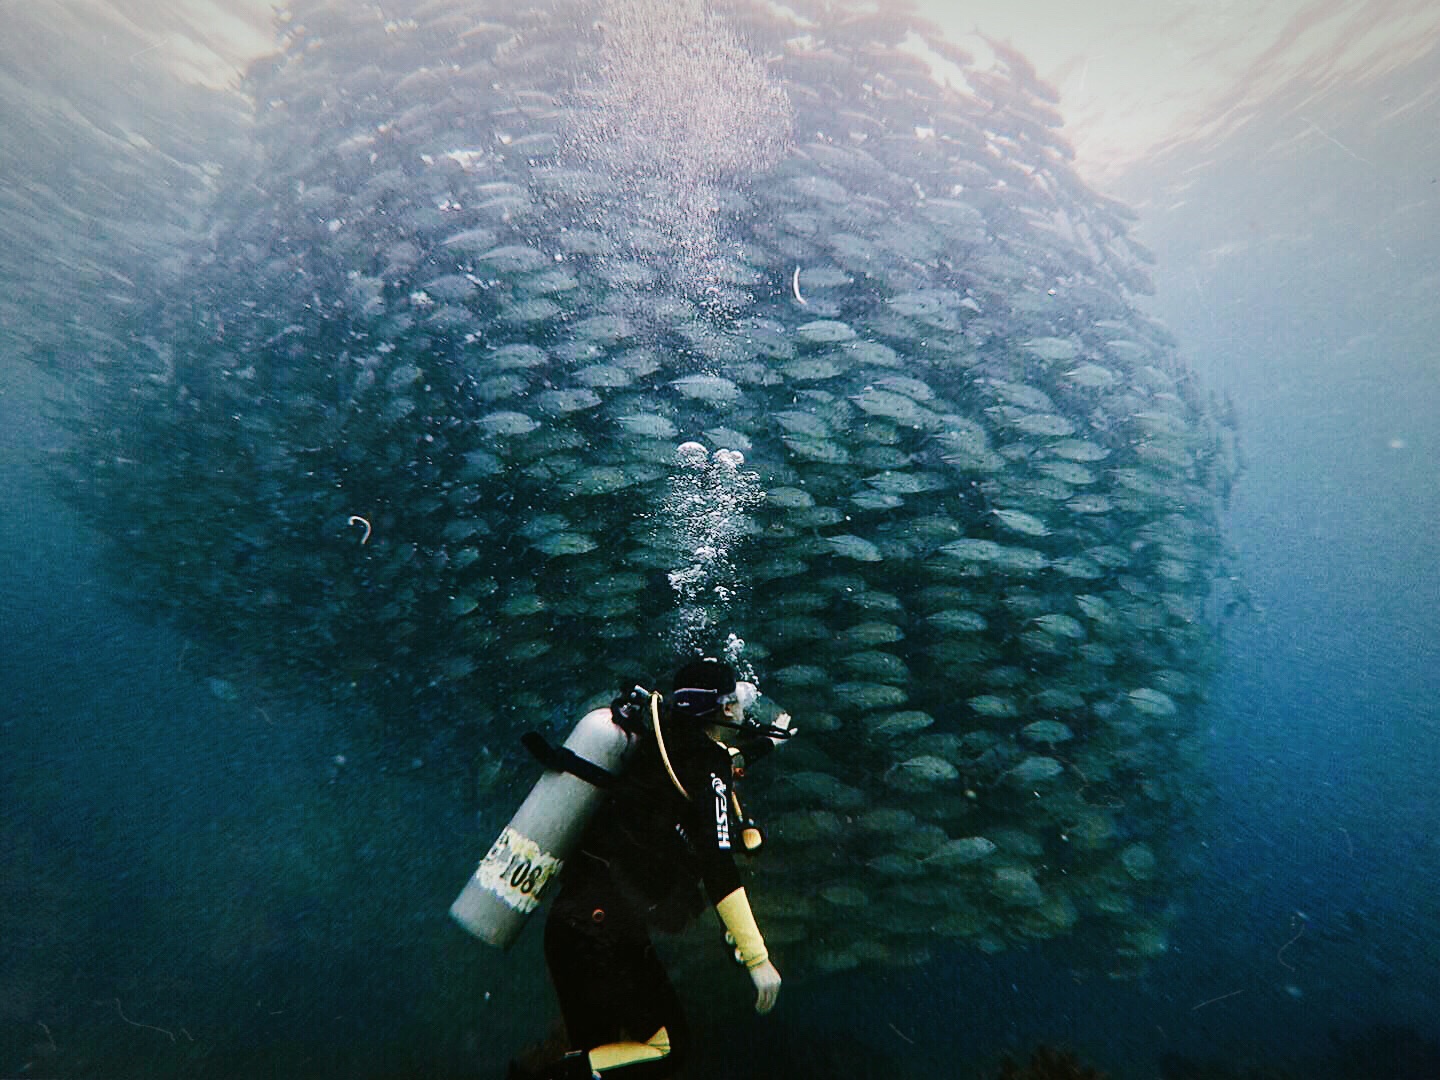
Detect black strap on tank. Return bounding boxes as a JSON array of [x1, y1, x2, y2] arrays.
[[521, 732, 619, 789]]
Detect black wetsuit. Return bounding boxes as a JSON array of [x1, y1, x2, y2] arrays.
[[543, 715, 771, 1078]]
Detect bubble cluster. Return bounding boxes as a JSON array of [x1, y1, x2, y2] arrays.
[[663, 442, 765, 656], [565, 0, 793, 301]]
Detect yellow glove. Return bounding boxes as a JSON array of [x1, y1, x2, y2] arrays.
[[715, 888, 769, 969]]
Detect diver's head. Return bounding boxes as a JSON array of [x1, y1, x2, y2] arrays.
[[670, 658, 741, 726]]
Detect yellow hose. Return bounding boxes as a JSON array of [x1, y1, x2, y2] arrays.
[[651, 692, 689, 800]]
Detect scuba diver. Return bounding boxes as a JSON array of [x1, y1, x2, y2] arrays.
[[507, 658, 793, 1080]]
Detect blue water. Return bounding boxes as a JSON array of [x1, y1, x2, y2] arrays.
[[3, 11, 1439, 1080]]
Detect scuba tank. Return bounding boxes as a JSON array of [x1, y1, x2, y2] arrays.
[[449, 685, 654, 949]]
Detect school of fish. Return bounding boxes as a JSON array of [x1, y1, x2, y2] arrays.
[[50, 0, 1242, 976]]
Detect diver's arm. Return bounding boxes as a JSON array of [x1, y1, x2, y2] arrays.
[[715, 888, 781, 1012], [690, 747, 781, 1012], [693, 756, 747, 901], [732, 711, 795, 766]]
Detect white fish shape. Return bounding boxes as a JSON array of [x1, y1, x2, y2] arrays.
[[992, 508, 1049, 536]]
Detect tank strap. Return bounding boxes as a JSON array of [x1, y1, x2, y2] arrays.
[[520, 732, 619, 788]]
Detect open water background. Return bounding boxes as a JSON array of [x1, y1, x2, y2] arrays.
[[2, 4, 1437, 1077]]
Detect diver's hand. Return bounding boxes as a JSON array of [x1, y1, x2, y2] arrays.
[[769, 712, 796, 746], [748, 959, 782, 1014]]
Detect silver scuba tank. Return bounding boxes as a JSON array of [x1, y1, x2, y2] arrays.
[[449, 698, 644, 949]]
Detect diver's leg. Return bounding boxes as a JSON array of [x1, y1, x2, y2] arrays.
[[541, 888, 687, 1079], [576, 933, 686, 1079]]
